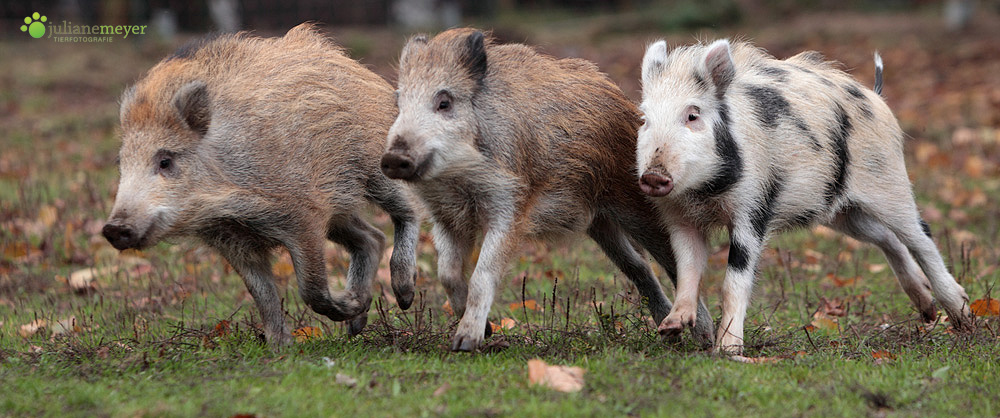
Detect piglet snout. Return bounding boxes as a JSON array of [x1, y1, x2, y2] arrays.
[[102, 223, 140, 250], [640, 171, 674, 197]]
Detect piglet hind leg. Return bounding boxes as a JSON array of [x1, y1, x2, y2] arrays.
[[451, 227, 518, 352], [863, 204, 974, 331], [325, 213, 387, 336], [586, 216, 673, 325], [827, 208, 937, 322]]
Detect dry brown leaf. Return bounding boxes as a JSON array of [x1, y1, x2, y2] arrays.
[[810, 317, 839, 332], [730, 355, 782, 364], [442, 300, 454, 316], [963, 155, 986, 178], [827, 273, 859, 288], [871, 350, 896, 361], [816, 297, 847, 317], [213, 320, 231, 337], [527, 359, 585, 393], [51, 316, 82, 337], [293, 326, 323, 342], [500, 317, 516, 329], [19, 319, 47, 338], [38, 205, 58, 228], [510, 299, 540, 312], [867, 264, 887, 274], [971, 298, 1000, 317], [68, 266, 116, 293]]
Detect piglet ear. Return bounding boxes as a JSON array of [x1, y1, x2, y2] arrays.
[[641, 40, 668, 86], [172, 80, 211, 136], [703, 39, 735, 97], [461, 31, 488, 86], [400, 34, 428, 67]]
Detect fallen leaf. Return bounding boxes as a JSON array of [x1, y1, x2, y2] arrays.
[[827, 273, 859, 287], [51, 316, 82, 337], [68, 266, 114, 293], [19, 319, 47, 338], [730, 355, 782, 364], [213, 320, 231, 337], [810, 317, 839, 332], [816, 297, 847, 317], [293, 326, 323, 342], [527, 358, 585, 393], [38, 205, 58, 228], [971, 298, 1000, 317], [442, 300, 454, 316], [335, 373, 358, 388], [867, 264, 887, 274], [871, 350, 896, 362], [500, 317, 516, 329], [510, 299, 540, 312]]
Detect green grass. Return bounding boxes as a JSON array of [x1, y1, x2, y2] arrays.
[[3, 9, 1000, 417]]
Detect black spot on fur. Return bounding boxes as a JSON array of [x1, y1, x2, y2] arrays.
[[728, 239, 750, 272], [790, 209, 820, 228], [750, 173, 784, 240], [461, 31, 488, 87], [746, 85, 791, 129], [167, 33, 224, 61], [844, 84, 865, 99], [824, 104, 852, 204], [920, 219, 933, 238], [793, 118, 822, 150], [844, 84, 874, 120], [759, 66, 789, 82], [692, 103, 743, 197], [792, 65, 814, 75], [693, 71, 708, 91]]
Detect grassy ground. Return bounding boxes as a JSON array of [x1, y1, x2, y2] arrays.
[[2, 7, 1000, 417]]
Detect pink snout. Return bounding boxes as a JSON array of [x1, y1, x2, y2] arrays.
[[639, 171, 674, 197]]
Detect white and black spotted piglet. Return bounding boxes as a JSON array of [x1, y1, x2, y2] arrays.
[[635, 39, 974, 354]]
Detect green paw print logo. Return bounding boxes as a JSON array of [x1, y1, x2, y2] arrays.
[[21, 12, 47, 39]]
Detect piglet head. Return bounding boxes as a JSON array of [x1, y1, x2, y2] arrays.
[[637, 39, 738, 198]]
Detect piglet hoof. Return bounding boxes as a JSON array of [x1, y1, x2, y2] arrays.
[[450, 334, 481, 352], [919, 302, 938, 324], [657, 317, 685, 337], [450, 320, 485, 352], [393, 272, 416, 311], [347, 314, 369, 337]]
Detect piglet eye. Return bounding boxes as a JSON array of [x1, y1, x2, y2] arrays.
[[154, 149, 177, 176], [434, 90, 454, 113]]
